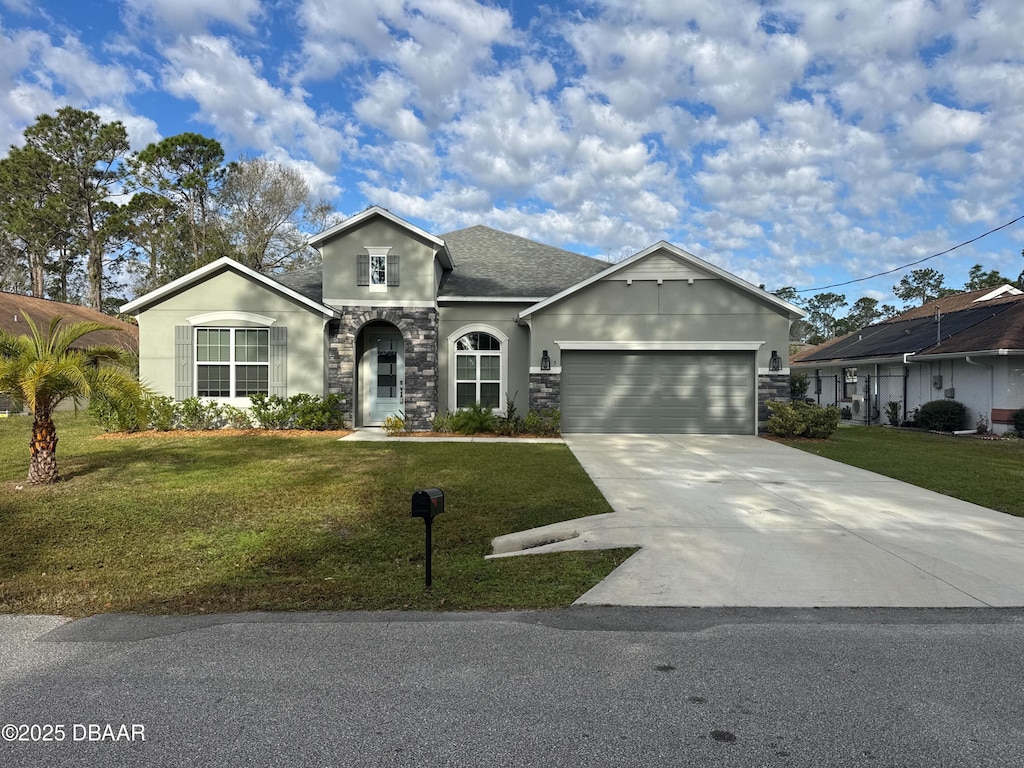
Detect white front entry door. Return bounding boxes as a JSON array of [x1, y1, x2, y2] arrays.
[[366, 331, 404, 425]]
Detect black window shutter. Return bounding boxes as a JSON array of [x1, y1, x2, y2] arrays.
[[357, 253, 369, 286], [387, 254, 399, 286]]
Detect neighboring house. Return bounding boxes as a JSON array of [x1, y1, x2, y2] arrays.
[[0, 291, 140, 414], [792, 285, 1024, 433], [121, 206, 802, 434]]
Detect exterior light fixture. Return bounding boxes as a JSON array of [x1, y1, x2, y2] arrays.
[[769, 350, 783, 372], [540, 350, 551, 370]]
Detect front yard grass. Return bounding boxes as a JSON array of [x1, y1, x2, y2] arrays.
[[779, 426, 1024, 516], [0, 415, 631, 616]]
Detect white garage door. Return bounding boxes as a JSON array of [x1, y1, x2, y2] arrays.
[[560, 350, 755, 434]]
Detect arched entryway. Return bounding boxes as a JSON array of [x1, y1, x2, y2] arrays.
[[356, 321, 405, 426]]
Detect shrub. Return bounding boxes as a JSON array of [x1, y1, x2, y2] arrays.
[[178, 397, 223, 430], [382, 413, 406, 436], [450, 402, 496, 434], [1013, 408, 1024, 437], [841, 405, 853, 420], [222, 404, 253, 429], [495, 395, 525, 436], [146, 395, 178, 431], [790, 371, 810, 399], [89, 392, 143, 433], [523, 407, 561, 436], [885, 401, 901, 427], [430, 412, 455, 433], [247, 393, 346, 430], [916, 399, 967, 432], [766, 400, 840, 439]]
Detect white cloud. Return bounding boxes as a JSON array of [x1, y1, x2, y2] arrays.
[[902, 103, 987, 152], [121, 0, 263, 35], [160, 35, 353, 167]]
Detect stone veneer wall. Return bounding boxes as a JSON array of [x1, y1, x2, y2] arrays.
[[529, 372, 561, 412], [328, 306, 438, 430], [757, 373, 791, 431]]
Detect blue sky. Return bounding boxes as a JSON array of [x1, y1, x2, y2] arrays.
[[2, 0, 1023, 307]]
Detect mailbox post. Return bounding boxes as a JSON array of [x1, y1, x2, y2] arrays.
[[411, 488, 444, 588]]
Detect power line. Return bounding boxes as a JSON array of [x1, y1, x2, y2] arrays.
[[794, 213, 1024, 294]]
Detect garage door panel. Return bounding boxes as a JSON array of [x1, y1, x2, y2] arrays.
[[561, 350, 754, 434]]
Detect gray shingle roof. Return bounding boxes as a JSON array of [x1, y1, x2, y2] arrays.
[[274, 267, 323, 304], [437, 225, 611, 298], [278, 225, 612, 303]]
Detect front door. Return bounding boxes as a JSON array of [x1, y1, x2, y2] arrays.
[[366, 330, 404, 425]]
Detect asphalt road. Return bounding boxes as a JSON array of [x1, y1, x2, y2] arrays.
[[3, 607, 1024, 767]]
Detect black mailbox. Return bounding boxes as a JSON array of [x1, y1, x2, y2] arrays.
[[411, 488, 445, 519]]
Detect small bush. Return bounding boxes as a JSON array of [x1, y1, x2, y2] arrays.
[[495, 396, 526, 436], [179, 397, 223, 430], [1013, 408, 1024, 437], [790, 371, 810, 399], [450, 402, 496, 434], [431, 412, 455, 433], [766, 400, 840, 439], [89, 392, 143, 433], [885, 401, 900, 427], [382, 413, 406, 436], [916, 399, 967, 432], [247, 393, 346, 430], [222, 404, 253, 429], [523, 407, 561, 436], [146, 395, 178, 431], [841, 405, 853, 420]]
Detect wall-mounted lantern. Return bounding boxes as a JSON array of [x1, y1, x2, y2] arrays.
[[769, 350, 783, 372], [540, 350, 551, 370]]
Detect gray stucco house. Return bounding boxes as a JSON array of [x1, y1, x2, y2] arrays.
[[121, 206, 802, 433]]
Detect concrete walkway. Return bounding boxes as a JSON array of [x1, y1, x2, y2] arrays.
[[489, 434, 1024, 608]]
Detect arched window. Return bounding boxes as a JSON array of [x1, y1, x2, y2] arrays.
[[454, 331, 502, 409]]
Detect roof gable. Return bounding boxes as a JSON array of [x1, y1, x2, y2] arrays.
[[120, 257, 337, 318], [518, 241, 805, 320], [308, 206, 453, 270]]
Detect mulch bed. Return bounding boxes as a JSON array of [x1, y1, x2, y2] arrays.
[[94, 429, 353, 440]]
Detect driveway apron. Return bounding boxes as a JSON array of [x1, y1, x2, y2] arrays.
[[489, 434, 1024, 607]]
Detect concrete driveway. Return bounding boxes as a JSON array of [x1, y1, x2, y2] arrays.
[[489, 434, 1024, 607]]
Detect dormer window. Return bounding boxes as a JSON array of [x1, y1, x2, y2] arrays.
[[357, 247, 399, 292]]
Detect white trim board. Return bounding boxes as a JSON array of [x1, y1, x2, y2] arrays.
[[555, 340, 765, 351]]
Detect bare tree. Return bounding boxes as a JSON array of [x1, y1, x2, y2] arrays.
[[217, 156, 333, 273]]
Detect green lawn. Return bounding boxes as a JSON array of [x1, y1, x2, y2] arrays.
[[0, 415, 631, 616], [780, 426, 1024, 516]]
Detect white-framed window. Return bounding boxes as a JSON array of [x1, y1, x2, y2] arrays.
[[196, 327, 269, 398], [449, 329, 508, 412], [370, 254, 387, 287]]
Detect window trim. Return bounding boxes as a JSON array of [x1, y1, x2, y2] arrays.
[[365, 246, 391, 293], [447, 324, 509, 415], [195, 326, 270, 404]]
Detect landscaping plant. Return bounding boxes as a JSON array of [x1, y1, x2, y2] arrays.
[[0, 313, 146, 484], [766, 400, 840, 439], [915, 399, 967, 432]]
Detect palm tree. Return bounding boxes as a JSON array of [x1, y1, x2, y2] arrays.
[[0, 313, 146, 484]]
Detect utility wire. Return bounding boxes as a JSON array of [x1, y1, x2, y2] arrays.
[[794, 213, 1024, 293]]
